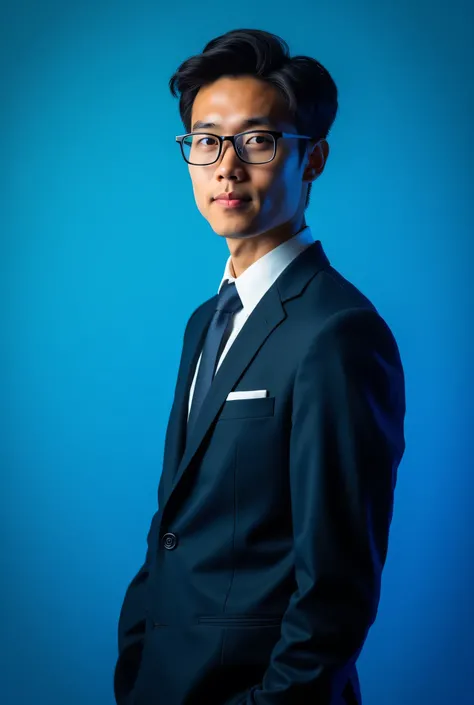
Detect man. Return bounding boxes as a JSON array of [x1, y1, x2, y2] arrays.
[[114, 28, 406, 705]]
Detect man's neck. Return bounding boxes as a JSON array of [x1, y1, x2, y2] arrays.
[[229, 219, 307, 278]]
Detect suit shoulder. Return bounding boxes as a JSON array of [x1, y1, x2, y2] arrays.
[[310, 265, 402, 366], [313, 264, 378, 317], [184, 294, 217, 333], [307, 263, 400, 346]]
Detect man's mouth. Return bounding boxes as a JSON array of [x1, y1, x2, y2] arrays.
[[213, 192, 252, 208], [214, 198, 251, 209]]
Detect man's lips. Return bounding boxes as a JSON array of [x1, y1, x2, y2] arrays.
[[214, 198, 251, 208], [213, 192, 251, 202]]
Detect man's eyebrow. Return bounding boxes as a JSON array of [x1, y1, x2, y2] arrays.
[[191, 116, 275, 131]]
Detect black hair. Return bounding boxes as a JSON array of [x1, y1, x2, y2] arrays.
[[169, 28, 338, 209]]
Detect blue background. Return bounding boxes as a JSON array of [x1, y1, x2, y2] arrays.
[[1, 2, 473, 704]]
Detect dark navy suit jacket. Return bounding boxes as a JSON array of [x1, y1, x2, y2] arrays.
[[114, 240, 406, 705]]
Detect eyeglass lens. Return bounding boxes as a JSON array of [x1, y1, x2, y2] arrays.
[[182, 132, 276, 165]]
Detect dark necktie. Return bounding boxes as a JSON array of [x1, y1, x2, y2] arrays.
[[187, 280, 243, 433]]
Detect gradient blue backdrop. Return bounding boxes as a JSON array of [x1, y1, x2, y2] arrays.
[[2, 2, 473, 704]]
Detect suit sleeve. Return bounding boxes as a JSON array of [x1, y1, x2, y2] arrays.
[[114, 511, 161, 702], [245, 307, 406, 705], [114, 307, 199, 700], [116, 517, 157, 656]]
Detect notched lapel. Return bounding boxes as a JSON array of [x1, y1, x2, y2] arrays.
[[159, 305, 212, 504]]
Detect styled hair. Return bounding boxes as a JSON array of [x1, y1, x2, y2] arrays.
[[169, 29, 338, 209]]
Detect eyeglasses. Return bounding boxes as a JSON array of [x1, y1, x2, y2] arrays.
[[175, 129, 317, 166]]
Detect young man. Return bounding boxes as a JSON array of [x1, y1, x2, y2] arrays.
[[114, 28, 406, 705]]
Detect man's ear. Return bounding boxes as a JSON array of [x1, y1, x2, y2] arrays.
[[303, 139, 329, 181]]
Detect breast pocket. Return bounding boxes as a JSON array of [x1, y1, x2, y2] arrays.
[[218, 396, 275, 421]]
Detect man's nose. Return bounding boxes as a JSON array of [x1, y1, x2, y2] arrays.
[[216, 139, 246, 174], [220, 138, 240, 162]]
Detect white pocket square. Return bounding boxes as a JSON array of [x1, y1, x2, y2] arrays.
[[226, 389, 269, 401]]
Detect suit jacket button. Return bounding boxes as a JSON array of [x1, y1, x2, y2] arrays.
[[162, 532, 178, 550]]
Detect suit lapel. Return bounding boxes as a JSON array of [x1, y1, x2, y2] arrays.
[[158, 306, 211, 504], [160, 240, 330, 514]]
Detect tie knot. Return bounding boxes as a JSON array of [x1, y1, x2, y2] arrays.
[[216, 280, 243, 313]]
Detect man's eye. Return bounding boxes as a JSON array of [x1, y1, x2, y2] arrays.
[[246, 135, 271, 144], [197, 137, 217, 147]]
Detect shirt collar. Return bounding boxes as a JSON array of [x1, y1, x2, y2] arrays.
[[217, 226, 315, 316]]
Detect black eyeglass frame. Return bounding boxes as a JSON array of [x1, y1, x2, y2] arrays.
[[175, 129, 318, 166]]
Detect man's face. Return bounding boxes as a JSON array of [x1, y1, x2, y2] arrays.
[[186, 75, 313, 240]]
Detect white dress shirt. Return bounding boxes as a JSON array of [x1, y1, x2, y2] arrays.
[[187, 226, 316, 421]]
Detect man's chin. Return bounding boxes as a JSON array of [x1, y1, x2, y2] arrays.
[[209, 216, 257, 239]]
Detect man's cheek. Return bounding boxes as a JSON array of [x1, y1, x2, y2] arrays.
[[196, 195, 210, 219]]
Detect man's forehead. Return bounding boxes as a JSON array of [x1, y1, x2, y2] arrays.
[[191, 76, 291, 129], [191, 114, 279, 131]]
